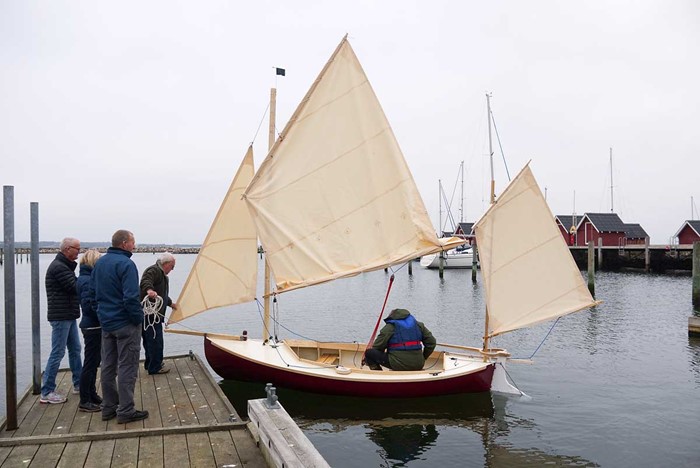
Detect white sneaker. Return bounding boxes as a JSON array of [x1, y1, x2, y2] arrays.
[[72, 386, 80, 395], [40, 392, 67, 404]]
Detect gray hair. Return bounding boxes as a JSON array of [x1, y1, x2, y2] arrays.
[[59, 237, 79, 253], [158, 252, 175, 265]]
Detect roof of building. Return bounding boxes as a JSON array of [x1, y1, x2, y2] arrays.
[[674, 220, 700, 239], [623, 223, 648, 239], [555, 215, 580, 230], [455, 222, 474, 236], [581, 212, 626, 233]]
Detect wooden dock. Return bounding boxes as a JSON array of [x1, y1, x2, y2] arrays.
[[0, 354, 267, 467]]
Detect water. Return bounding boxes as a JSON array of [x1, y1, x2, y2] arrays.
[[2, 253, 699, 467]]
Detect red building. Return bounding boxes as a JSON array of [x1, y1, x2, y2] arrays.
[[453, 222, 475, 244], [555, 213, 649, 247], [674, 220, 700, 245]]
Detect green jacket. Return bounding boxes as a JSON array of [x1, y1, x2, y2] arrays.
[[139, 261, 172, 315], [372, 308, 436, 371]]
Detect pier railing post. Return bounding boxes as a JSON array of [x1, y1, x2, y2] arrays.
[[587, 240, 595, 298], [3, 186, 18, 430], [693, 241, 700, 311], [30, 202, 41, 394]]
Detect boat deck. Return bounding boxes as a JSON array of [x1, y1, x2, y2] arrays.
[[0, 354, 266, 467]]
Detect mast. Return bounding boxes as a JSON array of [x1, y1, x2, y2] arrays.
[[263, 87, 276, 342], [483, 92, 495, 352], [460, 160, 464, 223], [438, 179, 443, 236], [610, 147, 614, 213]]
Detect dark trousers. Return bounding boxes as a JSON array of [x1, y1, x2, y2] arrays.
[[365, 349, 392, 369], [142, 322, 164, 374], [79, 328, 102, 404]]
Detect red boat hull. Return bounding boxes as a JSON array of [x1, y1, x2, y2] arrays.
[[204, 337, 494, 397]]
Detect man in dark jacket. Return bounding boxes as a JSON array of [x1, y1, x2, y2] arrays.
[[91, 230, 148, 424], [140, 252, 178, 375], [364, 308, 436, 371], [40, 238, 83, 404]]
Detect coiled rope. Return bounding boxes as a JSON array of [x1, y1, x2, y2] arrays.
[[142, 295, 164, 338]]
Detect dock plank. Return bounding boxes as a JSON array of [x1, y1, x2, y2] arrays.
[[83, 440, 115, 467], [111, 437, 139, 467], [56, 441, 90, 468], [174, 357, 217, 426], [165, 361, 197, 426], [231, 428, 268, 468], [208, 430, 243, 467], [1, 444, 39, 468], [162, 434, 188, 466], [186, 355, 235, 424], [185, 433, 216, 467], [140, 370, 163, 430], [137, 435, 164, 467], [28, 442, 64, 467]]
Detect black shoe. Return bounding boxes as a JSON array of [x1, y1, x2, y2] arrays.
[[79, 402, 101, 413], [368, 365, 382, 371], [102, 411, 117, 421], [117, 409, 149, 424], [91, 394, 103, 405]]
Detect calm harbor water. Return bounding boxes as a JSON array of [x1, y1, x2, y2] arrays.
[[2, 253, 699, 467]]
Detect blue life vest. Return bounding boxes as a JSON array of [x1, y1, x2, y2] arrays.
[[386, 315, 423, 351]]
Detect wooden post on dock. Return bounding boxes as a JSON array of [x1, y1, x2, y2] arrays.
[[472, 242, 478, 283], [644, 237, 651, 273], [438, 251, 444, 279], [587, 240, 595, 298], [597, 237, 603, 269], [30, 202, 41, 394], [3, 186, 18, 430], [693, 241, 700, 310]]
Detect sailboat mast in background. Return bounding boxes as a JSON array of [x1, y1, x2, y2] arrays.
[[610, 147, 614, 213]]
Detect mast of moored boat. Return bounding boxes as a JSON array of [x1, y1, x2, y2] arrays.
[[482, 92, 495, 352], [263, 86, 277, 342]]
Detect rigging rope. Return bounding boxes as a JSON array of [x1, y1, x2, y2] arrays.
[[515, 316, 561, 360], [250, 102, 270, 145], [142, 295, 164, 339]]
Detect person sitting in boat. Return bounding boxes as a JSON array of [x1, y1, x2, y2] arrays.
[[364, 308, 436, 371]]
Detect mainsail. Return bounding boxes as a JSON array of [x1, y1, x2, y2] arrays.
[[244, 36, 463, 293], [169, 147, 258, 324], [474, 164, 599, 337]]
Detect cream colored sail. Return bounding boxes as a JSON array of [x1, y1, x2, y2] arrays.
[[244, 36, 463, 292], [169, 147, 258, 324], [474, 164, 599, 337]]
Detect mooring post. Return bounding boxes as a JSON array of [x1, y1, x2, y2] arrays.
[[3, 186, 18, 430], [471, 242, 478, 283], [408, 258, 412, 275], [644, 237, 651, 273], [30, 202, 41, 394], [597, 237, 603, 269], [587, 240, 595, 298], [692, 241, 700, 310], [438, 251, 444, 279]]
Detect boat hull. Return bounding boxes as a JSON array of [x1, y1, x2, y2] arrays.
[[420, 250, 476, 269], [204, 337, 494, 398]]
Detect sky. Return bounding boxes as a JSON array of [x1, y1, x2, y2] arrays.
[[1, 1, 698, 245]]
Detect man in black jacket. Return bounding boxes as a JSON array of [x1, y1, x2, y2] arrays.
[[40, 237, 83, 404], [140, 252, 178, 375]]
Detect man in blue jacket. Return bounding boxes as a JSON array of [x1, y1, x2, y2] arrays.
[[91, 229, 149, 424]]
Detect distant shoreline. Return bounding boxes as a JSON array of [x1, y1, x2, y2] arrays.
[[2, 246, 202, 255]]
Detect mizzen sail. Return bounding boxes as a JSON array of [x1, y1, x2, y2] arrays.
[[244, 37, 463, 293], [474, 164, 599, 337], [169, 147, 258, 324]]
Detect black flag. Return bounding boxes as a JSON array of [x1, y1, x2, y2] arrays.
[[275, 67, 286, 76]]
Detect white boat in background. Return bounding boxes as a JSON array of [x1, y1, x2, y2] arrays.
[[420, 246, 477, 269], [166, 39, 600, 398]]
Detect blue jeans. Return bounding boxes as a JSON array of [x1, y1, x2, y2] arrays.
[[41, 319, 83, 396]]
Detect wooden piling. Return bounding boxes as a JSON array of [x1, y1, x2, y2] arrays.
[[408, 259, 412, 275], [3, 185, 18, 431], [471, 242, 478, 283], [587, 240, 595, 298], [597, 238, 603, 269], [30, 202, 41, 394], [693, 241, 700, 310], [644, 237, 650, 273], [438, 252, 444, 279]]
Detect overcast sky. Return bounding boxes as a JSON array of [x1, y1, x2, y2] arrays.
[[1, 1, 698, 245]]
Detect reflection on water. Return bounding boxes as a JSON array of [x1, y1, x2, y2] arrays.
[[687, 336, 700, 386], [220, 380, 597, 467]]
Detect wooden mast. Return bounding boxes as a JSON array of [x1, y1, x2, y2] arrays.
[[483, 92, 495, 352], [263, 87, 276, 342]]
